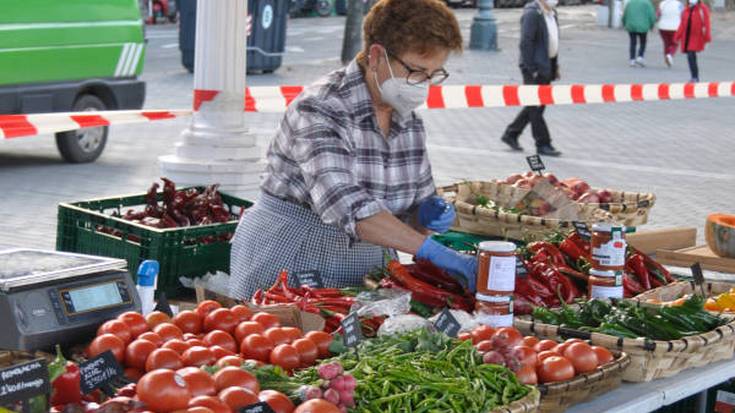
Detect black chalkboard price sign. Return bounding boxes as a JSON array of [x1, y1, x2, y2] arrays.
[[295, 270, 324, 289], [240, 401, 276, 413], [572, 221, 592, 241], [433, 308, 461, 338], [79, 351, 123, 394], [526, 155, 546, 174], [0, 359, 50, 405], [341, 312, 363, 348]]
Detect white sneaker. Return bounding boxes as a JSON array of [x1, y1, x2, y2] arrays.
[[635, 56, 646, 67], [630, 60, 637, 67], [665, 54, 673, 67]]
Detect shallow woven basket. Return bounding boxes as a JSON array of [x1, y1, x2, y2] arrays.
[[515, 317, 735, 382], [632, 280, 735, 314], [489, 387, 541, 413], [537, 351, 631, 413]]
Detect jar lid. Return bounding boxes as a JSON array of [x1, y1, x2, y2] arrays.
[[475, 293, 512, 303], [589, 269, 619, 277], [477, 241, 516, 253], [591, 223, 625, 232]]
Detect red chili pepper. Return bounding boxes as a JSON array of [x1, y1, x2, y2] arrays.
[[627, 253, 651, 290], [623, 273, 644, 297], [528, 242, 567, 267], [635, 248, 674, 283], [251, 289, 264, 305], [145, 182, 160, 208], [559, 238, 585, 261], [49, 346, 81, 405], [567, 233, 593, 258], [388, 260, 473, 311], [409, 260, 466, 294], [161, 177, 176, 206]]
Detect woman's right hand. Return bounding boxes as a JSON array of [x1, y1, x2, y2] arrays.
[[416, 238, 477, 292]]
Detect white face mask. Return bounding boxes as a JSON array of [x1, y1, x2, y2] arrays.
[[688, 0, 698, 5], [546, 0, 559, 7], [374, 49, 429, 117]]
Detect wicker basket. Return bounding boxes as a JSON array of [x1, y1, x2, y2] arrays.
[[538, 351, 630, 413], [515, 317, 735, 382], [489, 387, 540, 413], [632, 280, 735, 313]]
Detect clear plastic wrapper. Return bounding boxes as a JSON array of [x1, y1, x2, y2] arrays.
[[350, 288, 412, 318]]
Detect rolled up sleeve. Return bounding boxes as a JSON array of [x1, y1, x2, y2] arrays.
[[291, 116, 384, 240]]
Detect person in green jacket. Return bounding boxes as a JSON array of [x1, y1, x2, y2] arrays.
[[623, 0, 657, 67]]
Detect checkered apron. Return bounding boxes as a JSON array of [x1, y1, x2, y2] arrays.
[[229, 192, 386, 300]]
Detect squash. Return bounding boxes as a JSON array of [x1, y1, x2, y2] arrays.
[[705, 213, 735, 258]]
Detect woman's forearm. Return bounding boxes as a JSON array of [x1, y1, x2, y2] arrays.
[[356, 211, 428, 255]]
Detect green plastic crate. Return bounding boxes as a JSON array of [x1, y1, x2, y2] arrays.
[[56, 188, 253, 298]]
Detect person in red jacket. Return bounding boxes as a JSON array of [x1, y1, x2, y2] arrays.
[[674, 0, 711, 82]]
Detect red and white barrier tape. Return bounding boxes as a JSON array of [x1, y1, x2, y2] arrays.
[[2, 81, 733, 139]]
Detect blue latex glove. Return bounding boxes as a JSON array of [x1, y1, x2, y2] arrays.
[[418, 196, 456, 234], [416, 238, 477, 292]]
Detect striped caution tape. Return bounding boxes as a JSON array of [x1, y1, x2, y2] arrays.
[[2, 81, 733, 139]]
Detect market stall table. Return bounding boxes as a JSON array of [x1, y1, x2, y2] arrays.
[[567, 358, 735, 413]]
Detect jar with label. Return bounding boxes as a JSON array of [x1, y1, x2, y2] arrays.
[[588, 269, 623, 299], [475, 294, 514, 327], [476, 241, 517, 296], [591, 223, 627, 271]]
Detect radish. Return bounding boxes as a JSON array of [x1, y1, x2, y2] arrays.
[[324, 388, 340, 405], [317, 362, 343, 380], [330, 375, 346, 392]]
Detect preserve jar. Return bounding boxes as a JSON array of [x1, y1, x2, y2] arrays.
[[475, 294, 514, 328], [591, 223, 627, 271], [588, 269, 623, 299], [476, 241, 517, 296]]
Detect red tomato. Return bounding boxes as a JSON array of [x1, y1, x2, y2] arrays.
[[153, 323, 185, 342], [124, 367, 144, 382], [218, 387, 258, 411], [183, 346, 216, 367], [204, 330, 238, 353], [210, 346, 235, 360], [510, 346, 538, 369], [240, 334, 274, 362], [471, 325, 495, 344], [533, 339, 558, 353], [280, 327, 303, 343], [522, 336, 540, 348], [292, 338, 319, 367], [97, 320, 132, 344], [251, 312, 280, 330], [474, 340, 494, 353], [162, 339, 192, 355], [173, 310, 203, 335], [188, 396, 230, 413], [270, 344, 300, 370], [234, 321, 266, 343], [293, 399, 341, 413], [537, 356, 576, 384], [125, 339, 158, 370], [303, 331, 331, 359], [145, 348, 184, 372], [592, 346, 614, 365], [537, 350, 561, 364], [457, 332, 473, 342], [177, 367, 217, 397], [213, 366, 259, 393], [259, 390, 295, 413], [216, 355, 244, 369], [187, 338, 208, 348], [490, 327, 523, 350], [145, 311, 172, 329], [264, 328, 290, 347], [88, 333, 126, 363], [183, 333, 200, 341], [230, 305, 253, 323], [137, 370, 192, 413], [138, 332, 164, 347], [183, 408, 214, 413], [515, 365, 538, 385], [118, 312, 149, 338], [204, 309, 238, 334], [243, 359, 265, 369], [563, 342, 599, 374], [196, 300, 222, 320]]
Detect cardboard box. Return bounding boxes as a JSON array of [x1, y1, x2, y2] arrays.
[[627, 227, 697, 255]]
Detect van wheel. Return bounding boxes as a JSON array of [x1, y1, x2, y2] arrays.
[[55, 94, 109, 163]]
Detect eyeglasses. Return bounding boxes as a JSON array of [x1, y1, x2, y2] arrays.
[[386, 50, 450, 86]]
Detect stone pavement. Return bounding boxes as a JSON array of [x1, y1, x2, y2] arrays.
[[1, 6, 734, 250]]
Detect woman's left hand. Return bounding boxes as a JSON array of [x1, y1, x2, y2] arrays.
[[418, 196, 456, 233]]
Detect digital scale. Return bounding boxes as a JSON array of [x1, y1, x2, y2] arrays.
[[0, 249, 141, 351]]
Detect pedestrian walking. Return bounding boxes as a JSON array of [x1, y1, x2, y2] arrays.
[[623, 0, 657, 67], [675, 0, 711, 82], [658, 0, 683, 67], [500, 0, 562, 157]]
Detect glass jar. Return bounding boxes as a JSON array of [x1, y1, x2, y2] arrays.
[[588, 269, 623, 299], [476, 241, 517, 296], [475, 294, 514, 327], [591, 223, 627, 271]]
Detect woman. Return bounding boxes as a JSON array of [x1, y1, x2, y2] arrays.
[[623, 0, 657, 67], [675, 0, 711, 82], [230, 0, 476, 299], [658, 0, 683, 67]]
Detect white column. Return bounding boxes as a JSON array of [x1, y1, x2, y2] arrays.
[[160, 0, 263, 199]]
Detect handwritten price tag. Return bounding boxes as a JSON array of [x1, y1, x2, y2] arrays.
[[433, 308, 461, 338], [295, 270, 324, 289], [341, 312, 363, 348], [526, 155, 546, 174], [0, 359, 50, 404], [79, 351, 123, 394]]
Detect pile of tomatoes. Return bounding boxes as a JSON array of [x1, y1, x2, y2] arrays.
[[84, 300, 340, 413], [459, 326, 615, 385]]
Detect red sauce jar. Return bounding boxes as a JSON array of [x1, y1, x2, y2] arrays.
[[476, 241, 517, 296], [475, 294, 514, 327], [588, 269, 623, 299], [591, 223, 627, 271]]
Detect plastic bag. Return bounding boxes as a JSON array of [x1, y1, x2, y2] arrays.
[[428, 309, 479, 333], [179, 271, 231, 297], [350, 288, 411, 318], [378, 314, 433, 337]]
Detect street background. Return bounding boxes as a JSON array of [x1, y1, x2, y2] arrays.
[[1, 6, 734, 250]]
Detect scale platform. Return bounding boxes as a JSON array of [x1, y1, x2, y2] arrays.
[[0, 249, 141, 351]]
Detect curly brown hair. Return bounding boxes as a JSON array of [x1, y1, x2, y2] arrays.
[[357, 0, 463, 65]]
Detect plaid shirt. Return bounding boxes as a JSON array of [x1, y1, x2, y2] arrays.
[[261, 60, 436, 240]]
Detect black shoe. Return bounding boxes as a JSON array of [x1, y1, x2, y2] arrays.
[[537, 144, 562, 157], [501, 135, 523, 151]]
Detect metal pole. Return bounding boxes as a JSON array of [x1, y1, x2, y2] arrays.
[[160, 0, 262, 199], [608, 0, 613, 28], [341, 0, 364, 65], [469, 0, 498, 51]]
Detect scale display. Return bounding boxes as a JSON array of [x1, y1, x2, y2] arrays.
[[61, 281, 130, 314]]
